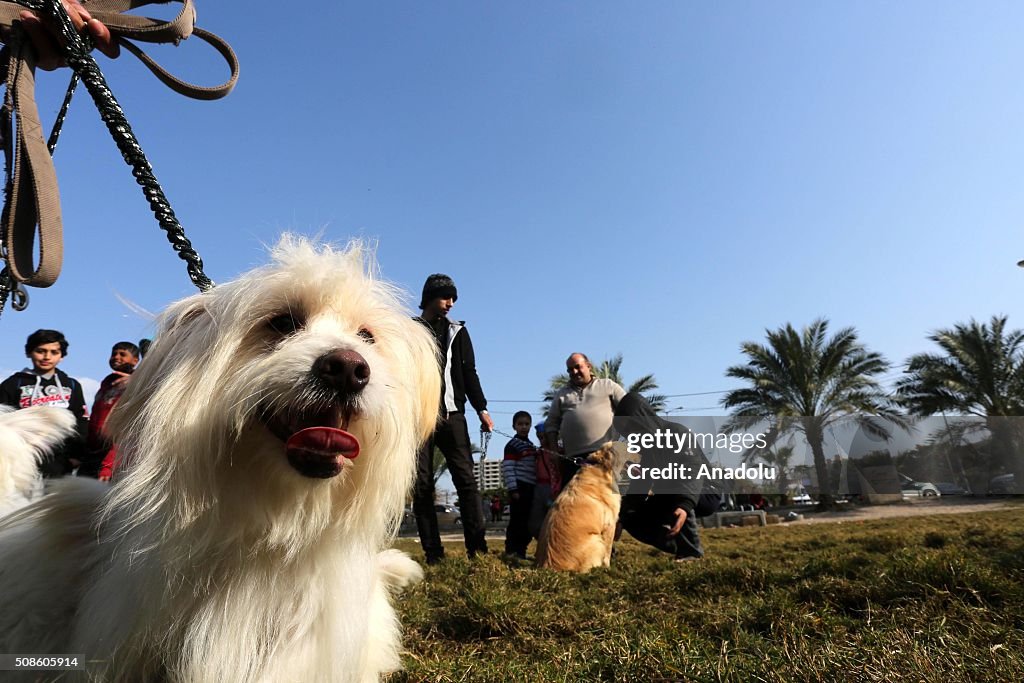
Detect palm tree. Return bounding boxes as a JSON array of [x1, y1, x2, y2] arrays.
[[541, 353, 667, 415], [742, 441, 795, 492], [895, 315, 1024, 488], [895, 316, 1024, 417], [722, 319, 907, 508]]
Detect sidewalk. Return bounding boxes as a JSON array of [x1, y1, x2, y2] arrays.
[[397, 521, 508, 540]]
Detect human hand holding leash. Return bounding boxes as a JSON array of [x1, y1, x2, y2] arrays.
[[16, 0, 119, 69]]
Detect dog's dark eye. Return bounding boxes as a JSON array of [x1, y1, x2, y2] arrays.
[[357, 328, 375, 344], [267, 313, 303, 336]]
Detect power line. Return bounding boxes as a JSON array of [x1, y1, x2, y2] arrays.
[[487, 388, 737, 403], [488, 370, 913, 407]]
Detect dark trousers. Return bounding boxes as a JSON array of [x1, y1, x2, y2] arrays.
[[504, 483, 535, 558], [620, 495, 704, 559], [413, 413, 488, 560]]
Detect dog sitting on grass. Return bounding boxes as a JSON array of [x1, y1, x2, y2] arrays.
[[536, 441, 628, 572], [0, 236, 440, 682], [0, 406, 76, 517]]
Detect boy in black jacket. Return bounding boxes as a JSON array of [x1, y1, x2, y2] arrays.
[[0, 329, 88, 476]]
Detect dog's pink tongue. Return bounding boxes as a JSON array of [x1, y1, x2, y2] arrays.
[[285, 427, 360, 459]]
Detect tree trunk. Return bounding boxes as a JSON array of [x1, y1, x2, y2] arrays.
[[806, 421, 835, 509], [989, 417, 1024, 494]]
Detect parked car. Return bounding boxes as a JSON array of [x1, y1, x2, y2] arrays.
[[935, 482, 969, 496], [434, 504, 462, 526], [789, 487, 814, 506], [987, 473, 1016, 496], [899, 474, 940, 499], [400, 505, 463, 527]]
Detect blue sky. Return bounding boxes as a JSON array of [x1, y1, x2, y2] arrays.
[[2, 2, 1022, 466]]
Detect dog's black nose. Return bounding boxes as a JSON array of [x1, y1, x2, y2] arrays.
[[315, 349, 370, 395]]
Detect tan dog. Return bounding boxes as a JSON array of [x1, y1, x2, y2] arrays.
[[536, 441, 628, 572]]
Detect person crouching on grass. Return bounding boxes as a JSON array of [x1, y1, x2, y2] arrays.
[[502, 411, 538, 559]]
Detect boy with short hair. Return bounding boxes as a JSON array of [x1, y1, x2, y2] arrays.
[[502, 410, 538, 559], [0, 329, 88, 476], [80, 341, 140, 480]]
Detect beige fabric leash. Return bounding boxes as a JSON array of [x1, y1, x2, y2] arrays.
[[0, 0, 238, 289]]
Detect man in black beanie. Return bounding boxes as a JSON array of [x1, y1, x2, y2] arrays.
[[413, 273, 493, 563]]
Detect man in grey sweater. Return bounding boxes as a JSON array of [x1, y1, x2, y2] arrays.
[[545, 353, 626, 484]]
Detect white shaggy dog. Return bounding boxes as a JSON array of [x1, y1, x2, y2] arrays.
[[0, 237, 440, 682], [0, 406, 77, 517]]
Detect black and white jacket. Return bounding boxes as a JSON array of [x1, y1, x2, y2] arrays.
[[0, 368, 88, 476], [417, 317, 488, 417]]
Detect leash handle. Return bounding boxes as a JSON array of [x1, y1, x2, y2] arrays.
[[1, 23, 63, 289]]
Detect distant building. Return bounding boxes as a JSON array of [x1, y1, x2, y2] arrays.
[[477, 459, 503, 491]]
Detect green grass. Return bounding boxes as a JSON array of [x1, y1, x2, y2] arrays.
[[389, 505, 1024, 682]]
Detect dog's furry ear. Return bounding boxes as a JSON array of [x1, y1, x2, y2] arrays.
[[105, 296, 210, 447], [588, 448, 612, 469], [404, 319, 442, 443], [592, 441, 628, 470], [164, 298, 210, 334]]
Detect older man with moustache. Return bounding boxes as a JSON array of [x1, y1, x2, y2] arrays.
[[544, 353, 626, 485]]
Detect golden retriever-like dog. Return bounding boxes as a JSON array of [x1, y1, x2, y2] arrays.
[[0, 236, 440, 682], [536, 441, 628, 572]]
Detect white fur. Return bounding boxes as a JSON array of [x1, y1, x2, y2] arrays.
[[0, 236, 440, 682], [0, 405, 77, 517]]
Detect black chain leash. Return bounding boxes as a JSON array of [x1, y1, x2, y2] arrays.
[[46, 62, 78, 155], [0, 0, 214, 317]]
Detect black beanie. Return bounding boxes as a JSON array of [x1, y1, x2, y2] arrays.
[[420, 273, 458, 309]]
